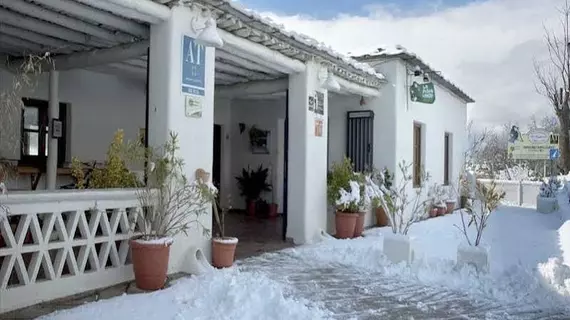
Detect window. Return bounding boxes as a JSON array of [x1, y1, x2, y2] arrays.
[[413, 122, 422, 187], [20, 98, 67, 169], [444, 132, 451, 185]]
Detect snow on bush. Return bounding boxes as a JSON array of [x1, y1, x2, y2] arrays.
[[539, 176, 561, 198], [496, 165, 538, 181]]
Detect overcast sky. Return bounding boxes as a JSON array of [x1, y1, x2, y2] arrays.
[[237, 0, 564, 130]]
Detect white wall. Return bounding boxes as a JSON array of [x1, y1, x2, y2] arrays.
[[215, 97, 285, 210], [0, 68, 146, 190]]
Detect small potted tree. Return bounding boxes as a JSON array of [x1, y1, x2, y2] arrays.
[[427, 183, 446, 217], [367, 161, 431, 264], [373, 167, 392, 227], [327, 158, 366, 239], [130, 132, 215, 290], [455, 177, 505, 273], [212, 194, 238, 268], [235, 165, 272, 217], [537, 176, 559, 214]]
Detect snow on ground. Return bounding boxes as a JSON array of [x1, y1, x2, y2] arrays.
[[38, 268, 330, 320], [40, 191, 570, 319], [282, 199, 570, 313]]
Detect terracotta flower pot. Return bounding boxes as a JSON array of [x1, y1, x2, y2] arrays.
[[429, 207, 438, 218], [212, 237, 239, 268], [247, 200, 256, 217], [446, 201, 456, 214], [268, 203, 279, 219], [130, 238, 172, 290], [354, 213, 366, 237], [437, 206, 446, 216], [335, 212, 358, 239], [375, 207, 389, 227]]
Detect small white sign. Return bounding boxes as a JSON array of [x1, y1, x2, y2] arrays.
[[185, 95, 203, 118]]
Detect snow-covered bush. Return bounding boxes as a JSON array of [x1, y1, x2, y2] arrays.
[[327, 157, 367, 213], [367, 160, 431, 235], [539, 176, 560, 198], [427, 183, 447, 208], [456, 180, 505, 246]]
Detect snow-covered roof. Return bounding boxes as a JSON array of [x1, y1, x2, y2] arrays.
[[354, 45, 475, 103], [194, 0, 385, 88]]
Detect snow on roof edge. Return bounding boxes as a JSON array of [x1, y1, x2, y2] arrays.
[[218, 0, 385, 81], [355, 46, 475, 103]]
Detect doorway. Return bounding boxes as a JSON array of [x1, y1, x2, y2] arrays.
[[212, 124, 222, 191]]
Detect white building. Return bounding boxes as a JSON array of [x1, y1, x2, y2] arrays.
[[0, 0, 472, 314]]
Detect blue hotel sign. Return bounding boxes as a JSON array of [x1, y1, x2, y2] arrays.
[[181, 35, 205, 96]]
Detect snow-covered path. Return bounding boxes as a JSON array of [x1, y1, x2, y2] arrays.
[[240, 250, 569, 320], [39, 204, 570, 320]]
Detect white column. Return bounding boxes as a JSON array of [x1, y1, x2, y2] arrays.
[[287, 61, 328, 244], [148, 4, 215, 270], [46, 70, 59, 190]]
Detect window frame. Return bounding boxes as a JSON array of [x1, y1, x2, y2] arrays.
[[413, 122, 423, 188], [19, 98, 67, 170], [444, 132, 451, 186]]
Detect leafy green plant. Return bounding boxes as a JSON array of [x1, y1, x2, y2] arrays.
[[327, 157, 366, 213], [235, 165, 272, 205], [455, 180, 506, 246], [71, 129, 141, 189], [132, 132, 216, 239]]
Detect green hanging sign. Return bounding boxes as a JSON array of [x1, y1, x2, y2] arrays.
[[410, 81, 436, 104]]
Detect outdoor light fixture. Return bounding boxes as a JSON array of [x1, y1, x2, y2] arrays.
[[190, 10, 224, 48], [423, 73, 430, 82], [322, 70, 341, 91], [414, 65, 422, 77]]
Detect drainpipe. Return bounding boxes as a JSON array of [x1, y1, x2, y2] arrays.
[[46, 70, 59, 190]]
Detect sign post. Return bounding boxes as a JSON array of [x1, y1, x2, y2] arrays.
[[507, 127, 559, 160]]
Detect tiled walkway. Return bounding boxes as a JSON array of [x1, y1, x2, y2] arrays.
[[239, 250, 570, 320]]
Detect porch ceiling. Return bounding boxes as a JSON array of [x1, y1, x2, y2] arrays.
[[0, 0, 286, 85]]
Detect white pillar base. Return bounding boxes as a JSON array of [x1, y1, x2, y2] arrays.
[[456, 244, 489, 273], [383, 233, 414, 265]]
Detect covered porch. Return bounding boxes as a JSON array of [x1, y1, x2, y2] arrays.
[[0, 0, 384, 315]]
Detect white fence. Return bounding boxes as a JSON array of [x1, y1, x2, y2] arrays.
[[477, 179, 541, 207], [0, 189, 210, 313], [0, 189, 145, 313]]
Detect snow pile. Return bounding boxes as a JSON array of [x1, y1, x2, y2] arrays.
[[538, 258, 570, 296], [40, 269, 330, 320]]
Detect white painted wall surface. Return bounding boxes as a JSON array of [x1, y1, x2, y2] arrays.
[[287, 61, 328, 244], [387, 59, 468, 215], [148, 4, 215, 266], [0, 68, 146, 190], [226, 98, 285, 209]]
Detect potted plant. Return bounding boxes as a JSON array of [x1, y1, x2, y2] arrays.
[[455, 179, 505, 273], [327, 157, 365, 239], [373, 167, 392, 227], [427, 183, 446, 217], [537, 176, 559, 214], [366, 161, 431, 264], [235, 165, 272, 217], [129, 132, 215, 290], [212, 194, 238, 268]]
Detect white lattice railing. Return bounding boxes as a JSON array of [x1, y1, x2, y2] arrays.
[[477, 179, 541, 207], [0, 189, 145, 313]]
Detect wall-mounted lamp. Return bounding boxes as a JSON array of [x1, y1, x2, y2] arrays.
[[423, 73, 430, 82], [322, 69, 341, 91], [413, 65, 422, 77], [190, 10, 223, 48], [359, 96, 366, 106]]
